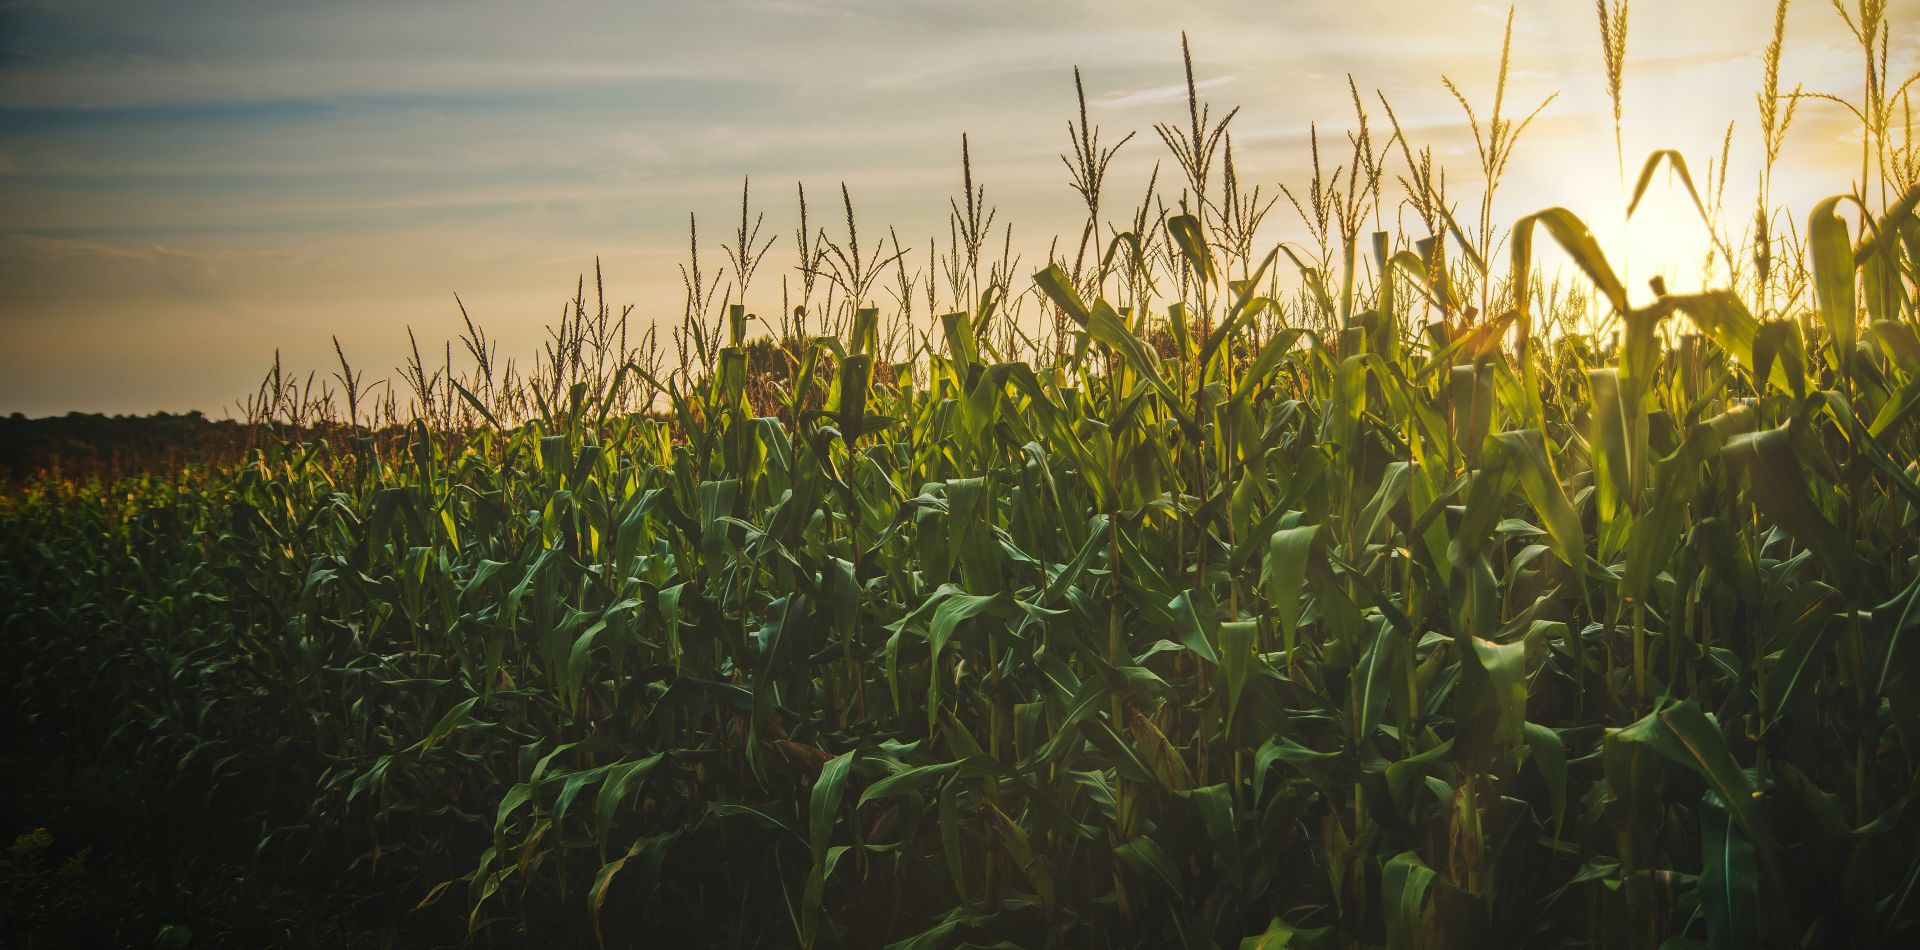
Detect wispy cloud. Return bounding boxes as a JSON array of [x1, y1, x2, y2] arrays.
[[1097, 75, 1234, 110]]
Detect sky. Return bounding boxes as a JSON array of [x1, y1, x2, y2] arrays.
[[0, 0, 1906, 416]]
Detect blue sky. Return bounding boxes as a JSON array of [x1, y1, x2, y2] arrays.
[[0, 0, 1897, 414]]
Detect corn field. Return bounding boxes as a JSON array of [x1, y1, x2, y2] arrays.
[[6, 3, 1920, 947]]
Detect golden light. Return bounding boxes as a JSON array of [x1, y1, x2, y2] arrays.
[[1618, 178, 1721, 301], [1527, 145, 1729, 343]]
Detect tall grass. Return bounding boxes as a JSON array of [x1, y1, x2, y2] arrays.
[[5, 3, 1920, 947]]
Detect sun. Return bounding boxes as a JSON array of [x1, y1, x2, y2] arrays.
[[1619, 180, 1721, 301]]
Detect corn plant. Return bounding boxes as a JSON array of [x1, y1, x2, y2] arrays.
[[6, 8, 1920, 950]]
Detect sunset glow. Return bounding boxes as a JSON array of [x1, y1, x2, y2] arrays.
[[0, 0, 1890, 415]]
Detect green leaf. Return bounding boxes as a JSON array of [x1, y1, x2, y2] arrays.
[[1809, 195, 1859, 375], [1625, 425, 1720, 602], [1722, 424, 1867, 598], [1115, 835, 1186, 901], [1355, 615, 1397, 742], [594, 754, 665, 857], [1488, 430, 1584, 572], [1240, 919, 1333, 950], [1627, 149, 1712, 223], [1254, 737, 1355, 802], [1168, 588, 1223, 665], [1263, 523, 1321, 665], [1525, 722, 1568, 839], [1033, 263, 1092, 327], [859, 760, 963, 808], [1168, 213, 1217, 287], [986, 801, 1059, 915], [1129, 708, 1195, 791], [803, 750, 856, 946], [1196, 247, 1278, 382], [1382, 851, 1437, 950], [1457, 635, 1529, 774], [1084, 300, 1192, 434], [1512, 206, 1627, 317], [1588, 368, 1634, 524], [1220, 620, 1258, 730], [1607, 701, 1782, 863], [408, 697, 480, 756], [589, 830, 679, 944], [1700, 794, 1762, 950]]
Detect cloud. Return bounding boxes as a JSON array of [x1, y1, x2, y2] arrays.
[[1097, 76, 1235, 110], [741, 0, 883, 23], [0, 236, 220, 303], [148, 244, 219, 282]]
